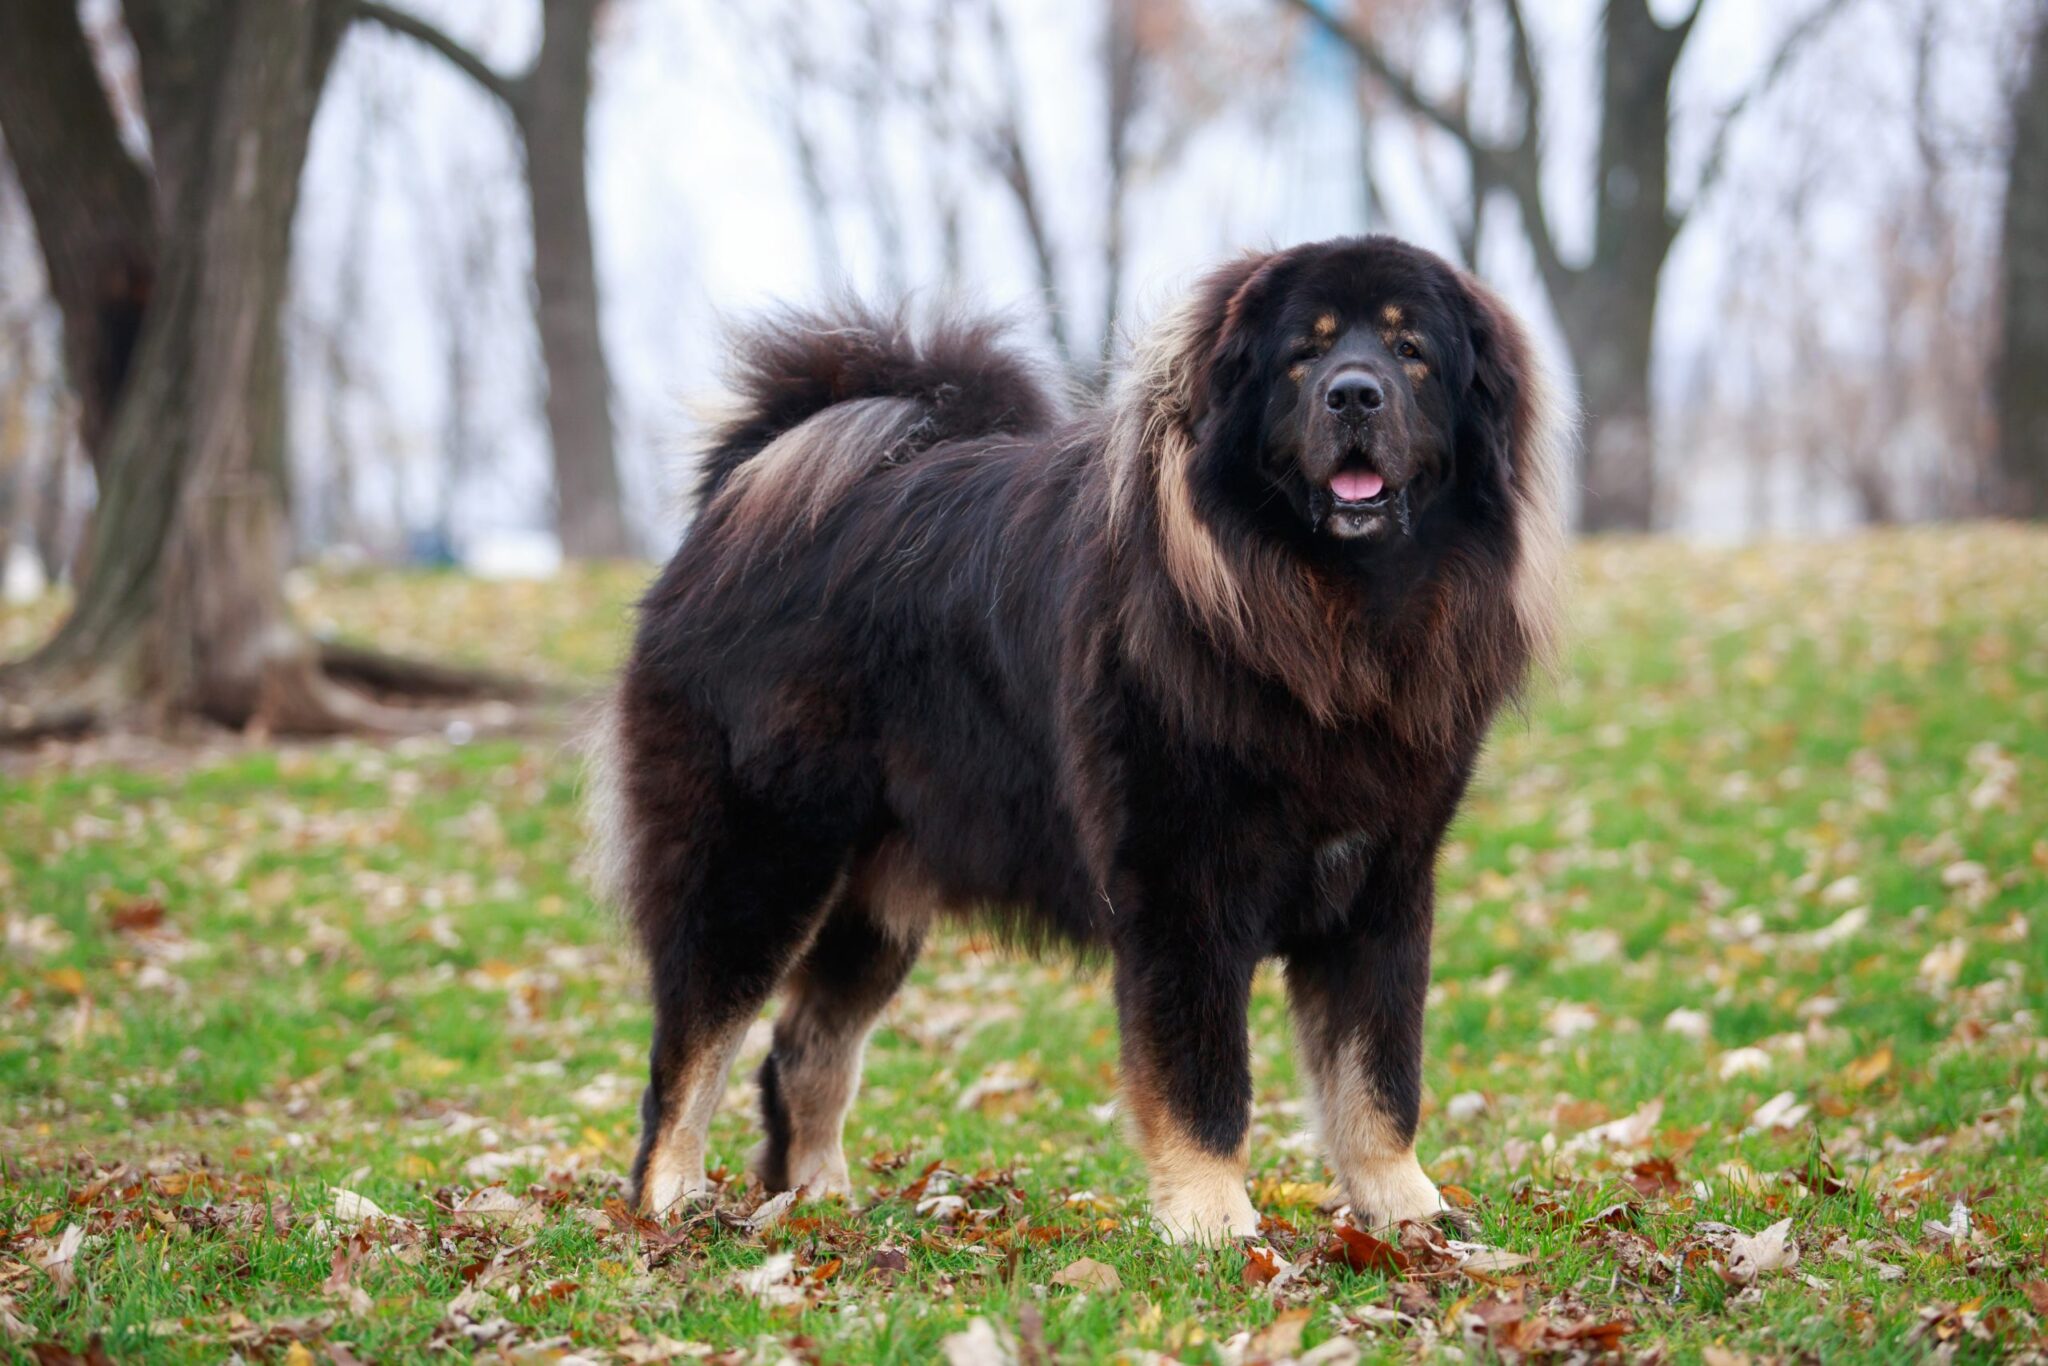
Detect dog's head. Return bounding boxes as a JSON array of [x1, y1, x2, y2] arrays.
[[1180, 236, 1534, 551]]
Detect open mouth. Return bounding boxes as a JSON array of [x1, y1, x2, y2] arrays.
[[1320, 458, 1407, 539], [1328, 464, 1388, 509]]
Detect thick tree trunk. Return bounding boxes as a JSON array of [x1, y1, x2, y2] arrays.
[[519, 0, 630, 559], [1, 0, 540, 739], [0, 0, 379, 734], [0, 1, 157, 471], [1561, 279, 1661, 534], [1999, 9, 2048, 518]]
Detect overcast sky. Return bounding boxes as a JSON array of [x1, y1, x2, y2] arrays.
[[282, 0, 2019, 550]]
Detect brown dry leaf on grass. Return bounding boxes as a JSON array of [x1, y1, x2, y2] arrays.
[[1049, 1256, 1121, 1293], [1457, 1289, 1634, 1360], [1228, 1305, 1311, 1361], [1242, 1243, 1296, 1290], [940, 1316, 1017, 1366], [34, 1225, 84, 1298], [1721, 1218, 1798, 1284], [1318, 1224, 1411, 1276]]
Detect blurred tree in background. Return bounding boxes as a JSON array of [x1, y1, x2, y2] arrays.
[[0, 0, 523, 736], [0, 0, 360, 733], [2000, 3, 2048, 517], [1286, 0, 1852, 532], [356, 0, 631, 559]]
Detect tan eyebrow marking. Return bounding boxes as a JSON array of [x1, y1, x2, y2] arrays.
[[1381, 305, 1404, 327], [1313, 313, 1338, 340]]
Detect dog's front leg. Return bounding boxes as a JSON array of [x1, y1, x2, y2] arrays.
[[1284, 859, 1444, 1231], [1112, 945, 1261, 1244]]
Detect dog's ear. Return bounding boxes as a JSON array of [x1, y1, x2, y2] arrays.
[[1186, 252, 1290, 428], [1456, 273, 1568, 505]]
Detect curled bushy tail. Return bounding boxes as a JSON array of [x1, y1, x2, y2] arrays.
[[694, 303, 1061, 508]]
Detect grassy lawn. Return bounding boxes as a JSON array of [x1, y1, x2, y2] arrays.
[[3, 527, 2045, 1363]]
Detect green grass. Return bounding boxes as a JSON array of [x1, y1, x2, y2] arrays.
[[3, 527, 2045, 1363]]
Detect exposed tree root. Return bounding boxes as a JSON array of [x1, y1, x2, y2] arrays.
[[0, 640, 558, 748], [315, 640, 542, 705]]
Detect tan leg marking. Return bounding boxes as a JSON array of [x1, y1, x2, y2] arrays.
[[760, 1004, 874, 1199], [640, 1018, 751, 1217], [1299, 1031, 1442, 1229], [1123, 1055, 1259, 1244]]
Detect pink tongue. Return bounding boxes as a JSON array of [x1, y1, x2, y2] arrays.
[[1330, 469, 1385, 502]]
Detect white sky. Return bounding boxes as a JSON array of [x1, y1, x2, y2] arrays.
[[282, 0, 2019, 551]]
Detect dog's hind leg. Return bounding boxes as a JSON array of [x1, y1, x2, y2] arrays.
[[753, 858, 928, 1198], [613, 710, 857, 1218]]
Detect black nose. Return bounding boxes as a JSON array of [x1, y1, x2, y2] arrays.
[[1324, 370, 1384, 420]]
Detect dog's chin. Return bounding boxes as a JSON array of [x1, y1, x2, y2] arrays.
[[1322, 495, 1400, 541], [1310, 475, 1409, 542]]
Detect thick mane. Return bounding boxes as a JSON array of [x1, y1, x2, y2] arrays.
[[1465, 278, 1572, 678]]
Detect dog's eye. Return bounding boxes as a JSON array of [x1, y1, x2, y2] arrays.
[[1396, 339, 1423, 361], [1289, 345, 1322, 366]]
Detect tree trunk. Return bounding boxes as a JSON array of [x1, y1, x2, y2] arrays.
[[1561, 277, 1661, 534], [518, 0, 630, 559], [0, 1, 158, 472], [1, 0, 364, 731], [1569, 0, 1684, 533], [0, 0, 540, 739], [1999, 8, 2048, 518]]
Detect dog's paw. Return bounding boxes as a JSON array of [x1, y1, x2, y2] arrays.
[[1152, 1180, 1261, 1245], [638, 1170, 715, 1220], [752, 1141, 853, 1202], [789, 1154, 853, 1202], [1342, 1153, 1444, 1231]]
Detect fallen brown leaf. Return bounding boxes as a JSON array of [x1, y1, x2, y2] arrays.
[[1320, 1224, 1412, 1276], [1049, 1256, 1120, 1293]]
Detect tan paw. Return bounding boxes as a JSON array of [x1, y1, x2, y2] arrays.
[[1152, 1178, 1261, 1244], [1341, 1153, 1443, 1230], [787, 1149, 852, 1201], [640, 1166, 713, 1219]]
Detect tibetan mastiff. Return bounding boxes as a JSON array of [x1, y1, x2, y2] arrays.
[[590, 235, 1567, 1242]]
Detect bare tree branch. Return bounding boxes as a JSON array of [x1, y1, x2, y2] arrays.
[[977, 0, 1075, 373], [1280, 0, 1569, 296], [0, 0, 158, 467], [350, 1, 525, 109], [1276, 0, 1482, 155], [1676, 0, 1859, 225], [1501, 0, 1543, 148]]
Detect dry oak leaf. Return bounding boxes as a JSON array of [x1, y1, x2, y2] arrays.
[[36, 1225, 85, 1298], [1237, 1306, 1311, 1361], [1723, 1218, 1798, 1283], [1320, 1224, 1412, 1276], [1242, 1244, 1294, 1289], [1049, 1257, 1121, 1293], [940, 1317, 1017, 1366]]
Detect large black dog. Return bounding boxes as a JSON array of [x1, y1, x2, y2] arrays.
[[589, 235, 1566, 1242]]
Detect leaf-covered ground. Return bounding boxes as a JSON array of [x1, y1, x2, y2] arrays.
[[3, 527, 2045, 1364]]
